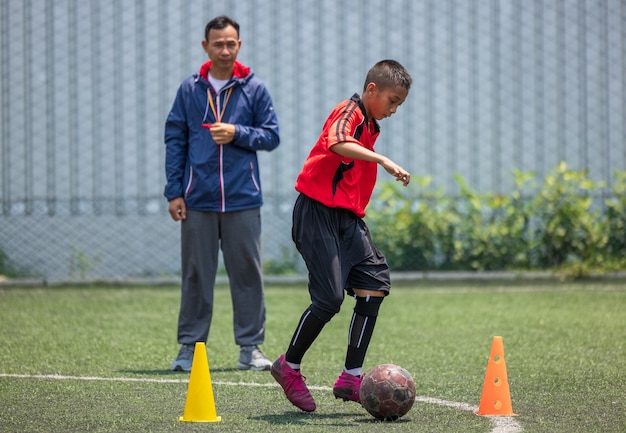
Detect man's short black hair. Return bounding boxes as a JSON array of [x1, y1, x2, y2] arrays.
[[205, 15, 240, 41]]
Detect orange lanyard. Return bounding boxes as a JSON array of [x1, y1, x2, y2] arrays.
[[207, 87, 233, 122]]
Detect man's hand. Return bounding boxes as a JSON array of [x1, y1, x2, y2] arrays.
[[210, 122, 236, 145], [168, 197, 187, 221]]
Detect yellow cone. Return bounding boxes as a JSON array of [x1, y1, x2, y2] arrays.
[[476, 336, 518, 416], [178, 342, 222, 422]]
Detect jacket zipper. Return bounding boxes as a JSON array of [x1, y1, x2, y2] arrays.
[[207, 86, 233, 212]]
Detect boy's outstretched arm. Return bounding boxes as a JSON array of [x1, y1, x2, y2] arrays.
[[379, 157, 411, 186], [331, 141, 410, 186]]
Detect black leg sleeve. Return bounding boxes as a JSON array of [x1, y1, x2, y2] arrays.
[[344, 296, 383, 370], [285, 306, 327, 365]]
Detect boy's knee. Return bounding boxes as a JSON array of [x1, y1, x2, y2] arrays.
[[354, 295, 384, 317], [309, 304, 336, 322], [309, 288, 345, 322]]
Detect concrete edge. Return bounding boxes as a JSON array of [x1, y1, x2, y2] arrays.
[[1, 270, 626, 288]]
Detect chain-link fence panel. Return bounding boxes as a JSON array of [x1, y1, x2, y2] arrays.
[[1, 0, 625, 279]]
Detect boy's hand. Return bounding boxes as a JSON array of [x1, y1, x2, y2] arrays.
[[380, 158, 410, 186]]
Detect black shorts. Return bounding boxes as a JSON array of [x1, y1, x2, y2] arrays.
[[292, 194, 390, 319]]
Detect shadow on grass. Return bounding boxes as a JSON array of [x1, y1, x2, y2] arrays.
[[116, 367, 247, 376], [202, 367, 244, 373], [252, 411, 411, 427], [116, 369, 187, 376]]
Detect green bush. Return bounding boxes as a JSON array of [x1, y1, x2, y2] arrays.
[[368, 176, 448, 270], [451, 170, 535, 270], [602, 171, 626, 269], [529, 162, 606, 276], [367, 162, 626, 277], [0, 247, 25, 278]]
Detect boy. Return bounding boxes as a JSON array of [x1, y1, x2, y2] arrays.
[[271, 60, 412, 412]]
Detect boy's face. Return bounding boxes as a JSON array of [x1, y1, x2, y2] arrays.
[[364, 83, 409, 121], [202, 25, 241, 76]]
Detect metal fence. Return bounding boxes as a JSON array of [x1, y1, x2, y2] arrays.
[[1, 0, 625, 279]]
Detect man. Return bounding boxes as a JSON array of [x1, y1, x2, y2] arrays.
[[164, 15, 279, 372]]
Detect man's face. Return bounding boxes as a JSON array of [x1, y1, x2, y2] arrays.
[[201, 25, 241, 74]]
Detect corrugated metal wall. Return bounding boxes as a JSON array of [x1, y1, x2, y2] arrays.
[[1, 0, 624, 279]]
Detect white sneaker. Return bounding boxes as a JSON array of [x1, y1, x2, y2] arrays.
[[237, 345, 272, 371]]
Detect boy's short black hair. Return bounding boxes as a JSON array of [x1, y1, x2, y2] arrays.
[[363, 60, 412, 92], [205, 15, 240, 41]]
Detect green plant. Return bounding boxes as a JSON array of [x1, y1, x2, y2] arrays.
[[530, 162, 606, 276], [451, 170, 535, 270], [69, 245, 101, 279], [366, 163, 626, 275], [600, 171, 626, 270], [0, 246, 29, 278], [604, 171, 626, 256], [368, 176, 449, 270], [0, 248, 7, 276]]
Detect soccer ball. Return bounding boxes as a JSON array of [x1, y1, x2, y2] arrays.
[[359, 363, 416, 421]]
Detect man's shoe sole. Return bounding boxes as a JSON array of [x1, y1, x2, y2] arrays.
[[237, 362, 271, 371], [171, 364, 191, 372]]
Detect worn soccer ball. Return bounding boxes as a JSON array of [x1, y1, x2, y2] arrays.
[[359, 363, 416, 421]]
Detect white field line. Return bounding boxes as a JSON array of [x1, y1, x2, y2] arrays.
[[0, 373, 522, 433]]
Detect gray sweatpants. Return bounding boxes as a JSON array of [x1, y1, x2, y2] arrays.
[[176, 208, 266, 347]]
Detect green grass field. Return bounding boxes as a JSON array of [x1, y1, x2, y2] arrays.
[[1, 279, 624, 432]]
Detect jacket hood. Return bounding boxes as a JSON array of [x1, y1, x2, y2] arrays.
[[199, 60, 251, 82]]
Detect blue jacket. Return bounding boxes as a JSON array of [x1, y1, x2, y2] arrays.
[[164, 60, 279, 212]]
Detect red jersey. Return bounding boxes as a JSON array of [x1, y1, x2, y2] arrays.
[[295, 94, 380, 218]]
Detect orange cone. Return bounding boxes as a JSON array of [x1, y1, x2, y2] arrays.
[[476, 336, 517, 416], [178, 342, 222, 422]]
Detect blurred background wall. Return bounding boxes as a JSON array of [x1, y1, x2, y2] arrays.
[[1, 0, 624, 279]]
